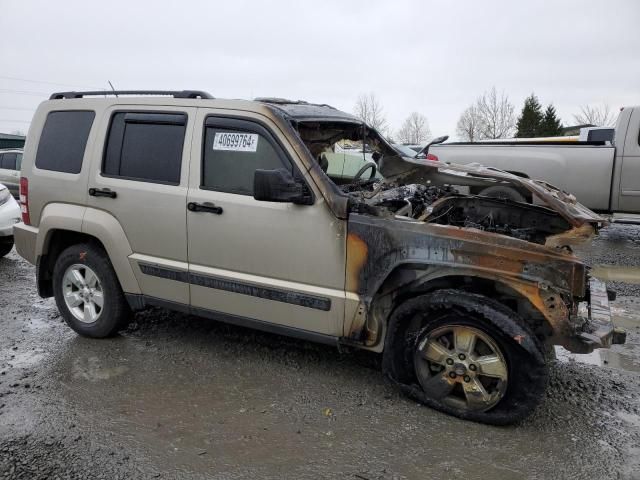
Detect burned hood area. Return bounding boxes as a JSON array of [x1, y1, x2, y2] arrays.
[[292, 117, 588, 248]]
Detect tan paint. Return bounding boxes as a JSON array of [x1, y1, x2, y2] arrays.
[[82, 208, 141, 294]]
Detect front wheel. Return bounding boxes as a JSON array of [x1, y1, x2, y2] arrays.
[[53, 243, 130, 337], [0, 239, 13, 258], [383, 290, 548, 425]]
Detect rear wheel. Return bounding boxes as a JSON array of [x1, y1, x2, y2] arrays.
[[478, 185, 527, 203], [53, 243, 130, 337], [383, 290, 548, 425]]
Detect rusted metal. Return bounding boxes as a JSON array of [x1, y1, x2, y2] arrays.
[[345, 212, 587, 349]]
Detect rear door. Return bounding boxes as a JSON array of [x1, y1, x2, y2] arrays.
[[185, 109, 346, 337], [87, 106, 196, 304]]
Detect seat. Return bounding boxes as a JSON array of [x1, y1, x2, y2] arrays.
[[318, 153, 329, 173]]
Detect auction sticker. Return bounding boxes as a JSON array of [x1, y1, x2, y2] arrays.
[[213, 132, 259, 152]]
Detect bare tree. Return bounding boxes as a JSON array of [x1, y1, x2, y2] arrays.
[[573, 104, 616, 127], [475, 87, 516, 139], [455, 87, 515, 140], [397, 112, 431, 144], [353, 92, 388, 133], [456, 105, 482, 142]]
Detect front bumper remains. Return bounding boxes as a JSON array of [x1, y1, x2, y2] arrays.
[[576, 278, 626, 349]]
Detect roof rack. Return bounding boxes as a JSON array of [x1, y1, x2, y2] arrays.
[[49, 90, 214, 100]]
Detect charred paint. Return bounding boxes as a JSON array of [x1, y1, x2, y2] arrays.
[[346, 233, 368, 293], [345, 213, 586, 347]]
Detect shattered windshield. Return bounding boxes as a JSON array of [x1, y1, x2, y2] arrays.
[[295, 121, 410, 186]]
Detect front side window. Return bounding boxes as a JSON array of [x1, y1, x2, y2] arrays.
[[202, 119, 290, 195], [35, 110, 95, 173], [103, 112, 186, 184]]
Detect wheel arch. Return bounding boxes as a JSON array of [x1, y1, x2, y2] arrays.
[[362, 264, 565, 351], [35, 206, 140, 298], [470, 171, 532, 202]]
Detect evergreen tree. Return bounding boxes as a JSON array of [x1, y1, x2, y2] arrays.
[[516, 94, 543, 138], [540, 104, 563, 136]]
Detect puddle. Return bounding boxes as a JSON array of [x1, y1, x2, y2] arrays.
[[72, 356, 129, 381], [591, 265, 640, 285], [555, 345, 640, 373], [4, 349, 46, 369], [556, 297, 640, 373]]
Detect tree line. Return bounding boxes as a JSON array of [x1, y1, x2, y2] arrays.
[[353, 90, 617, 144]]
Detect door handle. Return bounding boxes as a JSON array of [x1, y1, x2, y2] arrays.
[[89, 187, 117, 198], [187, 202, 223, 215]]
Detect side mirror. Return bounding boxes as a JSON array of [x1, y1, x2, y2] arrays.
[[417, 135, 449, 157], [253, 168, 313, 205]]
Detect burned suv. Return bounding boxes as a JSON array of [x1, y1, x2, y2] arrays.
[[14, 90, 625, 424]]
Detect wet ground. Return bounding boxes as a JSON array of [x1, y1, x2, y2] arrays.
[[1, 225, 640, 479]]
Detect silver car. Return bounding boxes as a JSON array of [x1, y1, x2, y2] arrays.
[[0, 183, 20, 257]]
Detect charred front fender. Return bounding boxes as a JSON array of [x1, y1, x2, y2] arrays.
[[345, 214, 585, 349]]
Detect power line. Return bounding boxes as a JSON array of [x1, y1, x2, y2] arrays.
[[0, 75, 102, 90], [0, 106, 36, 112], [0, 88, 50, 97]]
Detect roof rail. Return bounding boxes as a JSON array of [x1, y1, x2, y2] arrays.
[[49, 90, 214, 100]]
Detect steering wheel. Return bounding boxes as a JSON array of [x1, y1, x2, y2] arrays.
[[353, 162, 377, 182]]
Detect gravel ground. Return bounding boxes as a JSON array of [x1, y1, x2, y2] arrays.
[[1, 225, 640, 479]]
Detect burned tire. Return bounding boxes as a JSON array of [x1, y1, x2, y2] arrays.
[[0, 240, 13, 258], [478, 185, 527, 203], [383, 290, 548, 425], [52, 243, 130, 338]]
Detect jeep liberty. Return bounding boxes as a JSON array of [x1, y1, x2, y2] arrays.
[[13, 90, 625, 424]]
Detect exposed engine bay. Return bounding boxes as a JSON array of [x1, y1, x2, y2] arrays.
[[294, 119, 597, 247], [343, 181, 572, 245]]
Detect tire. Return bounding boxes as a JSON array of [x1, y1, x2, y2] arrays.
[[478, 185, 527, 203], [52, 243, 130, 338], [383, 290, 548, 425], [0, 240, 13, 258]]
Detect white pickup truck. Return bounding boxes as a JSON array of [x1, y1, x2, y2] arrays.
[[428, 106, 640, 219]]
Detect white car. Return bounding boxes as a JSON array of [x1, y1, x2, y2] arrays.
[[0, 183, 20, 257]]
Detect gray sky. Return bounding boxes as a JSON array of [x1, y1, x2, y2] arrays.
[[1, 0, 638, 139]]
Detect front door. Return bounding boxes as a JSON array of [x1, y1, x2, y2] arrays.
[[186, 109, 346, 337]]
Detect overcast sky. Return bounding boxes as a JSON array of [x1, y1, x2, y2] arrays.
[[1, 0, 638, 139]]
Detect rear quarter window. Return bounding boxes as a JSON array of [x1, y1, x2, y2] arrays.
[[35, 110, 95, 173]]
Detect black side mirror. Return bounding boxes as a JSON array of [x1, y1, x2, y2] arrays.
[[253, 168, 313, 205], [417, 135, 449, 157]]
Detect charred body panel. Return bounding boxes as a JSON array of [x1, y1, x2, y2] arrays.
[[345, 213, 588, 352]]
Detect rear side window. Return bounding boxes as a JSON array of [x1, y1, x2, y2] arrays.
[[1, 152, 16, 170], [103, 112, 186, 185], [202, 118, 290, 195], [35, 110, 95, 173]]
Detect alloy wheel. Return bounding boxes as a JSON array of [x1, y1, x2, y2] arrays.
[[414, 325, 508, 412], [62, 264, 104, 324]]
